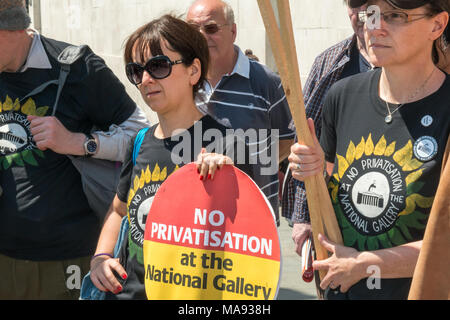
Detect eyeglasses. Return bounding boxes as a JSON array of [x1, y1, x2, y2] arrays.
[[126, 55, 184, 85], [189, 22, 228, 35], [358, 10, 433, 25]]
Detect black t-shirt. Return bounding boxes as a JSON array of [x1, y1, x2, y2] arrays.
[[108, 115, 252, 300], [320, 69, 450, 299], [0, 36, 136, 260]]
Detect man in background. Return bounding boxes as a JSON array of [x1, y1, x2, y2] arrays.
[[282, 0, 375, 258], [187, 0, 295, 225]]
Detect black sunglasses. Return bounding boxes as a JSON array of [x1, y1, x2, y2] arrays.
[[189, 22, 228, 35], [126, 55, 184, 85]]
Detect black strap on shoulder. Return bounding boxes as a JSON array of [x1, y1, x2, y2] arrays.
[[52, 45, 87, 116], [20, 44, 88, 116]]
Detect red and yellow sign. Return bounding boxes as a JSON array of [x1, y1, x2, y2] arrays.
[[143, 163, 281, 300]]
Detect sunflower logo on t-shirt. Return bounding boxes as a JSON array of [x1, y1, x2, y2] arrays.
[[0, 96, 48, 169], [328, 134, 434, 251], [126, 163, 180, 264]]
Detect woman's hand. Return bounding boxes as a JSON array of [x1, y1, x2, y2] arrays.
[[288, 119, 325, 181], [90, 255, 127, 294], [312, 234, 367, 293], [196, 148, 234, 180]]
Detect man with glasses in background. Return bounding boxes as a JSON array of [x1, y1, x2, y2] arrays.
[[186, 0, 295, 226]]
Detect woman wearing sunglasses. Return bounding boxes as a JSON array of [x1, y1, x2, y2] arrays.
[[288, 0, 449, 300], [89, 15, 251, 300]]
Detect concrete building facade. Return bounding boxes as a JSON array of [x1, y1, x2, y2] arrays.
[[28, 0, 354, 123]]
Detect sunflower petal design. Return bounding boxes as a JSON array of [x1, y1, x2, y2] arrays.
[[160, 167, 168, 181], [374, 135, 387, 156], [3, 96, 14, 111], [13, 98, 21, 111], [399, 193, 434, 216], [12, 153, 24, 166], [388, 228, 404, 246], [412, 194, 434, 208], [403, 158, 423, 172], [367, 237, 379, 251], [333, 173, 340, 182], [133, 175, 140, 191], [145, 166, 152, 184], [3, 155, 13, 170], [36, 106, 49, 117], [21, 98, 37, 115], [405, 169, 424, 186], [152, 164, 161, 181], [357, 236, 367, 251], [329, 135, 431, 252], [393, 141, 413, 167], [384, 141, 396, 157], [336, 154, 349, 179], [406, 181, 425, 196], [346, 141, 356, 166], [365, 134, 374, 156], [21, 150, 38, 166], [127, 189, 135, 206], [399, 195, 416, 216], [331, 184, 339, 203], [355, 137, 365, 160], [139, 169, 145, 189]]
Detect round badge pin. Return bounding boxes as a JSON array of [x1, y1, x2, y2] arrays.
[[421, 115, 433, 128], [414, 136, 438, 162]]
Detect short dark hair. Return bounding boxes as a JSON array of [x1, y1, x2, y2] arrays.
[[124, 14, 210, 95]]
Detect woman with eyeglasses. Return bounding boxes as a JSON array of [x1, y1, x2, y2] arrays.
[[88, 15, 251, 300], [288, 0, 449, 300]]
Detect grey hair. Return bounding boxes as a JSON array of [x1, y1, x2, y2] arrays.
[[222, 1, 235, 24]]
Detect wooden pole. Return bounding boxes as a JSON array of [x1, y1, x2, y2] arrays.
[[408, 138, 450, 300], [257, 0, 343, 281]]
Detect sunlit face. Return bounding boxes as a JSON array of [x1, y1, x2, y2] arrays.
[[364, 0, 441, 67], [187, 1, 236, 67], [132, 40, 196, 115]]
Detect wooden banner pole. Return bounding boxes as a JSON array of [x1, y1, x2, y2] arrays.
[[257, 0, 343, 281]]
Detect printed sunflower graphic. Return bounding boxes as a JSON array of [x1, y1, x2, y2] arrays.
[[0, 96, 49, 170], [328, 134, 434, 251], [127, 163, 179, 264]]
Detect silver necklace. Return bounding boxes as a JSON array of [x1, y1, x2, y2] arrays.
[[384, 68, 436, 124]]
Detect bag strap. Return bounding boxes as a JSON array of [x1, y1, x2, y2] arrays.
[[20, 45, 87, 115], [132, 128, 150, 165], [51, 45, 87, 116], [51, 64, 70, 116], [20, 80, 59, 103]]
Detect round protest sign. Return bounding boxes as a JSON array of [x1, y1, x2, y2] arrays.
[[143, 163, 281, 300]]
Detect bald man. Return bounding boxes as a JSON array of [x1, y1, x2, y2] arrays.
[[187, 0, 295, 224]]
